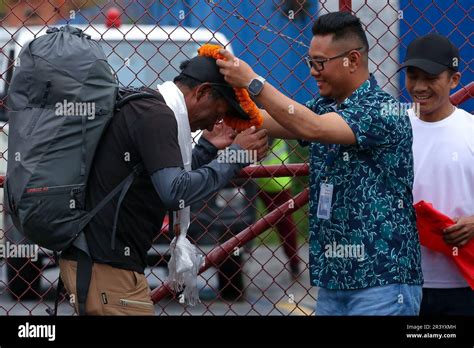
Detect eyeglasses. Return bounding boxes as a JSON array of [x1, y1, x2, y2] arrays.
[[304, 47, 364, 72]]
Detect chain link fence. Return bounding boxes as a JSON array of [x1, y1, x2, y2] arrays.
[[0, 0, 472, 315]]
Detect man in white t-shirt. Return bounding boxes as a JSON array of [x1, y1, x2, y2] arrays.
[[400, 33, 474, 315]]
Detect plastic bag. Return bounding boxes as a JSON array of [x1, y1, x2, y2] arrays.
[[168, 232, 204, 306]]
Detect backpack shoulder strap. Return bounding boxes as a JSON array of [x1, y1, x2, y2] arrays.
[[78, 163, 144, 233], [115, 92, 156, 111], [115, 87, 165, 111]]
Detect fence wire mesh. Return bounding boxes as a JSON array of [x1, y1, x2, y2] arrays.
[[0, 0, 472, 315]]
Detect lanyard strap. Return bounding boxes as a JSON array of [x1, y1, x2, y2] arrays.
[[322, 144, 340, 181]]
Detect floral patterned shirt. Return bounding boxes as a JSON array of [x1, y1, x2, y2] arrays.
[[302, 75, 423, 290]]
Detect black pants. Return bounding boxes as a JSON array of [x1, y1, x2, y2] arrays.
[[420, 287, 474, 315]]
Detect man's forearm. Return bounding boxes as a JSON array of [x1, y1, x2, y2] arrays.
[[256, 82, 320, 141], [152, 145, 248, 210], [256, 83, 355, 145], [192, 136, 218, 169], [259, 110, 300, 140]]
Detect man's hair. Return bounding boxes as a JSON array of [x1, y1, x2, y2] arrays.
[[174, 60, 222, 99], [312, 12, 369, 52]]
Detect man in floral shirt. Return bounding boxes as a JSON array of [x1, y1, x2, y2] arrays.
[[218, 11, 423, 315]]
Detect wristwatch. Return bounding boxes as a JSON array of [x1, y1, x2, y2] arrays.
[[247, 76, 266, 97]]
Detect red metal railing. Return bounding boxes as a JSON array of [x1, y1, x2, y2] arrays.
[[450, 82, 474, 106], [152, 188, 309, 303]]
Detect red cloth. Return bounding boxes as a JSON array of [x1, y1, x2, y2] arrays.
[[414, 201, 474, 289]]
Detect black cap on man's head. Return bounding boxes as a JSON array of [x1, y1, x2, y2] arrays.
[[180, 56, 250, 120], [399, 34, 460, 75]]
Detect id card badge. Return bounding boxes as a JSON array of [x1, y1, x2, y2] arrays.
[[317, 183, 334, 220]]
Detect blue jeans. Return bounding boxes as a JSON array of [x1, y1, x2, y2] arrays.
[[315, 284, 422, 316]]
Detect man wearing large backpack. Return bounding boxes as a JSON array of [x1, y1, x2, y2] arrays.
[[5, 26, 268, 315]]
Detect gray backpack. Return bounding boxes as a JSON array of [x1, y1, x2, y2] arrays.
[[4, 26, 156, 314]]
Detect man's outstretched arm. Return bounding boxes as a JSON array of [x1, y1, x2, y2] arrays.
[[216, 49, 356, 145], [152, 126, 268, 210]]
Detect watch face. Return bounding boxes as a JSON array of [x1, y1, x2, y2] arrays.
[[249, 79, 264, 95]]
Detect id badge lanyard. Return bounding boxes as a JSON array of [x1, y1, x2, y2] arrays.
[[316, 145, 339, 220]]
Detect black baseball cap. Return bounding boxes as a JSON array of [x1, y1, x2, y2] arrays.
[[399, 33, 460, 75], [180, 56, 250, 120]]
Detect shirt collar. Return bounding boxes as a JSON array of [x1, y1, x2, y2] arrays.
[[318, 73, 378, 110]]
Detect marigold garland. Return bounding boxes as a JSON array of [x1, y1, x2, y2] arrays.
[[198, 44, 263, 131]]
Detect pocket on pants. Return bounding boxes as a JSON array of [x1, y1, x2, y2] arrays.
[[98, 270, 154, 316], [100, 289, 154, 315]]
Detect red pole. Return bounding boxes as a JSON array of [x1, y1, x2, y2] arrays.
[[339, 0, 352, 12], [449, 82, 474, 106], [151, 188, 310, 303], [238, 163, 309, 178]]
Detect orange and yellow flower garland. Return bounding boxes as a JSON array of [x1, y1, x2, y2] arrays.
[[198, 44, 263, 131]]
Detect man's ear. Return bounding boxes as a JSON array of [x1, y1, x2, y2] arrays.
[[449, 72, 461, 89], [195, 83, 212, 101], [347, 50, 362, 73]]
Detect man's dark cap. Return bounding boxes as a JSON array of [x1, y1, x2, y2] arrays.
[[180, 56, 250, 120], [399, 33, 460, 75]]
